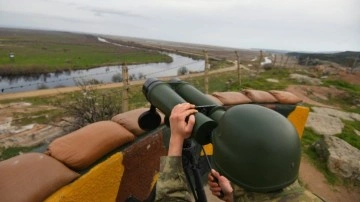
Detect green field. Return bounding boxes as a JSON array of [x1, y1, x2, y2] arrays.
[[0, 28, 172, 76]]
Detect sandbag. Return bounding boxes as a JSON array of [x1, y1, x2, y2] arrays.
[[242, 89, 277, 103], [111, 108, 164, 136], [0, 153, 79, 202], [205, 94, 224, 105], [47, 121, 135, 170], [212, 92, 252, 105], [269, 90, 302, 104]]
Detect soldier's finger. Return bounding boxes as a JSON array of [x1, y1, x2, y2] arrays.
[[186, 114, 195, 127], [208, 181, 218, 187], [211, 169, 220, 178], [208, 174, 214, 182], [210, 187, 222, 192]]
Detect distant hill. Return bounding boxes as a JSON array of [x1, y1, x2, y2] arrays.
[[287, 51, 359, 67]]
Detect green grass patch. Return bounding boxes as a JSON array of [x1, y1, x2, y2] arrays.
[[186, 70, 237, 92], [12, 109, 64, 126], [301, 128, 322, 147], [128, 85, 148, 109], [323, 80, 360, 92], [180, 68, 294, 92], [321, 79, 360, 114], [336, 120, 360, 150], [237, 68, 292, 91], [0, 145, 40, 161], [209, 59, 234, 70], [301, 128, 340, 185]]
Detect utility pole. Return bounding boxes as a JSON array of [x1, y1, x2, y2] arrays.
[[235, 51, 241, 89], [203, 50, 209, 94], [122, 63, 129, 112]]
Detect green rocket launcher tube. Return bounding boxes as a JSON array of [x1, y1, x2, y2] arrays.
[[142, 78, 217, 145]]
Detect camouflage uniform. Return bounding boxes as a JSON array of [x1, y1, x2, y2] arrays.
[[155, 156, 192, 202], [156, 156, 324, 202], [232, 180, 324, 202]]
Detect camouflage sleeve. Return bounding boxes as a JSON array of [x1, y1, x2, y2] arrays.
[[232, 180, 324, 202], [155, 156, 192, 202]]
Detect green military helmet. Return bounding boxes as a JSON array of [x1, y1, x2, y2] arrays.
[[212, 104, 301, 193]]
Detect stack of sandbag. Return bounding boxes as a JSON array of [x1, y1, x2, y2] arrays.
[[0, 153, 80, 202], [0, 107, 161, 201], [46, 121, 136, 170], [208, 90, 302, 106]]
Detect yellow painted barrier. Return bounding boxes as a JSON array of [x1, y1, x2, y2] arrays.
[[45, 153, 124, 202], [288, 106, 310, 139]]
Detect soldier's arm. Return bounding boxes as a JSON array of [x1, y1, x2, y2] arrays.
[[155, 156, 192, 202], [155, 103, 196, 201]]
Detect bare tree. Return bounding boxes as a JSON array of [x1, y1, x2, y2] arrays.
[[60, 80, 122, 129]]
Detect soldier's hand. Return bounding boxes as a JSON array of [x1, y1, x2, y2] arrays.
[[168, 103, 197, 156], [208, 169, 234, 202], [169, 103, 197, 140]]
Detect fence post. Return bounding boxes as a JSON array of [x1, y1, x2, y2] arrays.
[[351, 54, 359, 74], [273, 54, 277, 67], [258, 50, 263, 74], [203, 50, 209, 94], [235, 51, 241, 89], [305, 56, 310, 66], [283, 56, 289, 68], [122, 63, 129, 112]]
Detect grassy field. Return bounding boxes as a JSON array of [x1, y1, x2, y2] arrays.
[[0, 28, 172, 76]]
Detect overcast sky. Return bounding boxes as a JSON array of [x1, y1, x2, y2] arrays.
[[0, 0, 359, 52]]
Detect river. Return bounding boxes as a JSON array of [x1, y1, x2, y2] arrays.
[[0, 53, 205, 94]]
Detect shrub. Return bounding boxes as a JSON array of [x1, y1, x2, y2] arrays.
[[112, 73, 123, 82], [37, 84, 49, 90], [177, 66, 188, 75]]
